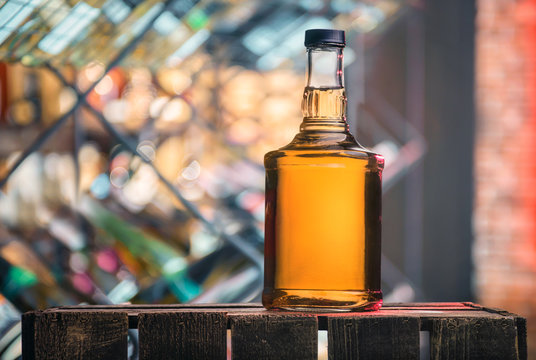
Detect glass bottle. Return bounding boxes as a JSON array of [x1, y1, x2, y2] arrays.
[[262, 29, 383, 311], [0, 0, 47, 57], [0, 256, 81, 312], [29, 0, 146, 67], [0, 0, 105, 66], [48, 0, 160, 68], [120, 0, 212, 69]]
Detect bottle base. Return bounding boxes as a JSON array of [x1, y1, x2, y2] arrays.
[[262, 288, 382, 312]]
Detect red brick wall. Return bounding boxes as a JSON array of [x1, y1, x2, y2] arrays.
[[475, 0, 536, 356]]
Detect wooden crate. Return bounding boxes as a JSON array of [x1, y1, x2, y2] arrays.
[[21, 302, 526, 359]]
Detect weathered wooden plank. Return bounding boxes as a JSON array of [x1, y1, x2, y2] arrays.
[[138, 311, 227, 360], [328, 316, 420, 360], [327, 317, 359, 360], [34, 311, 128, 360], [384, 303, 474, 310], [430, 317, 519, 360], [49, 304, 497, 331], [52, 302, 468, 311], [231, 314, 318, 360], [21, 312, 36, 360], [515, 317, 527, 360], [55, 303, 263, 310]]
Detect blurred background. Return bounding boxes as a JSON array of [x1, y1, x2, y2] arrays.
[[0, 0, 534, 358]]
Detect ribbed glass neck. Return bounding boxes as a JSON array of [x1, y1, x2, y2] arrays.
[[301, 46, 348, 132]]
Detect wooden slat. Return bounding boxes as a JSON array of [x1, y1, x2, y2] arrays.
[[327, 317, 359, 360], [51, 302, 469, 311], [515, 317, 527, 360], [46, 302, 486, 329], [33, 311, 127, 360], [328, 316, 420, 359], [430, 317, 519, 360], [231, 314, 318, 360], [21, 312, 36, 360], [138, 311, 227, 360], [55, 303, 263, 310]]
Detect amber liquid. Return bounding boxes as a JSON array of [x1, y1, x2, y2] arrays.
[[263, 87, 383, 311]]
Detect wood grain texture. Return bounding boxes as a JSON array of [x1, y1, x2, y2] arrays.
[[328, 316, 420, 360], [430, 317, 519, 360], [33, 310, 127, 360], [230, 314, 318, 360], [138, 311, 227, 360]]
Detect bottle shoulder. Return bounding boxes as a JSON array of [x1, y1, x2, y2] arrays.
[[265, 147, 382, 160], [264, 141, 384, 170], [267, 131, 381, 156]]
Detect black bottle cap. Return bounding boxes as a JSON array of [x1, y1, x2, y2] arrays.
[[304, 29, 345, 48]]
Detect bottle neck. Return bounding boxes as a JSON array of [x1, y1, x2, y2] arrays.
[[306, 46, 344, 88], [301, 46, 348, 132]]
